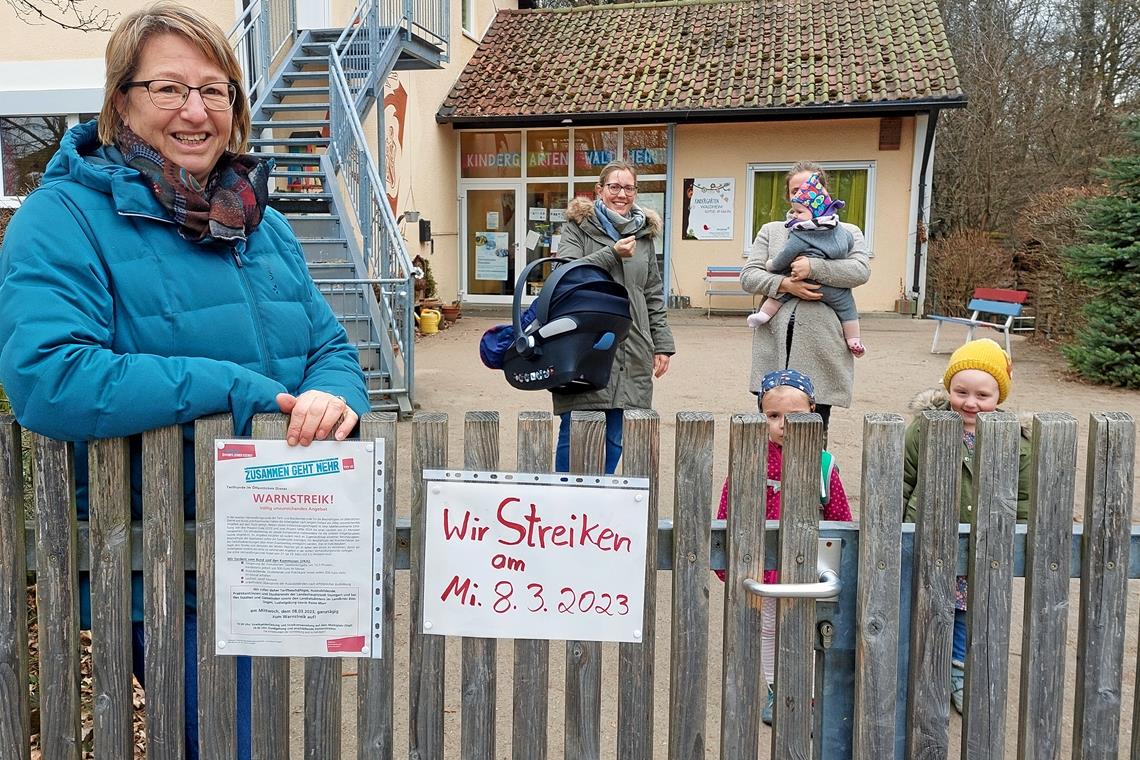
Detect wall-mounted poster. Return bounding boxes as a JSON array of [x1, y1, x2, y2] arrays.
[[682, 178, 735, 240], [475, 231, 510, 281]]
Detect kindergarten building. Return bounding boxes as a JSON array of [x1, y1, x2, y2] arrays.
[[0, 0, 964, 312]]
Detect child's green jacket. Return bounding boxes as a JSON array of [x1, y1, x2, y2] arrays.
[[902, 388, 1032, 524]]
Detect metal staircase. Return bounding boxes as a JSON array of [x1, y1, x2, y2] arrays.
[[228, 0, 448, 415]]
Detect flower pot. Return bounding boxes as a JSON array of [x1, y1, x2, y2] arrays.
[[894, 298, 916, 315], [440, 305, 461, 323]]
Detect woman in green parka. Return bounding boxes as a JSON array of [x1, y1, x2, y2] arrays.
[[554, 160, 675, 473], [902, 338, 1031, 715]]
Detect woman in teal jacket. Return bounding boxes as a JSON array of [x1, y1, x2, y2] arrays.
[[0, 5, 368, 757]]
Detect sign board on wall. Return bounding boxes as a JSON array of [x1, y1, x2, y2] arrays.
[[682, 178, 735, 240], [421, 470, 650, 642], [213, 439, 384, 658]]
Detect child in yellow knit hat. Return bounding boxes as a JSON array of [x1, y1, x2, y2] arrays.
[[902, 338, 1031, 713]]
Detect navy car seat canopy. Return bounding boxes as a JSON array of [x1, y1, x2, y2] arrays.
[[493, 256, 632, 393]]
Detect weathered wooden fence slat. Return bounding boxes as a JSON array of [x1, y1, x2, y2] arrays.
[[194, 415, 238, 760], [88, 436, 134, 759], [460, 411, 499, 760], [718, 414, 766, 759], [962, 412, 1019, 758], [564, 411, 605, 760], [142, 425, 186, 760], [250, 416, 291, 760], [0, 417, 30, 760], [304, 658, 342, 760], [617, 409, 661, 760], [668, 412, 713, 760], [904, 411, 961, 758], [772, 413, 822, 758], [409, 411, 447, 759], [34, 434, 81, 760], [1073, 412, 1136, 758], [853, 413, 904, 760], [511, 412, 553, 760], [1017, 412, 1078, 760], [357, 411, 398, 760]]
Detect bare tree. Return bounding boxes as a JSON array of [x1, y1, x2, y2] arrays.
[[6, 0, 116, 31], [932, 0, 1140, 236]]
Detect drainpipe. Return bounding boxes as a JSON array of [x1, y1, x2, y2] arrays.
[[911, 108, 940, 304]]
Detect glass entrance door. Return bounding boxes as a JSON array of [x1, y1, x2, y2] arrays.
[[463, 188, 521, 301]]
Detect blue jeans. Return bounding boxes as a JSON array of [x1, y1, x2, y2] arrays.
[[556, 409, 623, 474], [952, 608, 967, 666], [132, 615, 252, 760]]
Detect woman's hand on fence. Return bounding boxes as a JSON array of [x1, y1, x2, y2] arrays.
[[778, 277, 822, 301], [276, 391, 358, 446], [788, 256, 813, 281]]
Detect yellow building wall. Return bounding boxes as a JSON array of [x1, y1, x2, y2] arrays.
[[671, 118, 915, 313]]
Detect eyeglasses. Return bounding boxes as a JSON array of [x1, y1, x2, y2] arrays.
[[602, 182, 638, 195], [120, 79, 238, 111]]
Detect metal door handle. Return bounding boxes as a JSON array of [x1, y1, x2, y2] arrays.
[[743, 569, 841, 600]]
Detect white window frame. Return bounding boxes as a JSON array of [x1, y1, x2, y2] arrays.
[[461, 0, 475, 40], [743, 160, 877, 258]]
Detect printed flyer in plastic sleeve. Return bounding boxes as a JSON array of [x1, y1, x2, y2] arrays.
[[213, 438, 384, 658]]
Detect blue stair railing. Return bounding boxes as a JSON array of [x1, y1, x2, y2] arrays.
[[326, 5, 417, 410], [226, 0, 297, 105]]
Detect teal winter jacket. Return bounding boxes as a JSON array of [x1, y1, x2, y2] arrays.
[[0, 121, 368, 622], [0, 120, 368, 440]]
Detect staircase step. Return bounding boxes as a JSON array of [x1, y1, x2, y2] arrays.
[[286, 214, 341, 238], [301, 238, 350, 261], [259, 152, 321, 165], [301, 42, 332, 54], [337, 315, 375, 343], [281, 70, 330, 82], [270, 86, 330, 98], [291, 55, 330, 67], [269, 195, 332, 214], [251, 137, 330, 147], [308, 261, 356, 278], [255, 119, 329, 131], [259, 102, 329, 112]]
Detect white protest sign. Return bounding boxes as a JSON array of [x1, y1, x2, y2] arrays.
[[213, 439, 384, 658], [422, 471, 649, 642]]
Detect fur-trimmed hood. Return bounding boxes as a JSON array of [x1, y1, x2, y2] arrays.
[[566, 196, 663, 236], [908, 387, 1033, 436]]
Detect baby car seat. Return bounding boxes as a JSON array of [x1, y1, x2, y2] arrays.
[[499, 256, 631, 394]]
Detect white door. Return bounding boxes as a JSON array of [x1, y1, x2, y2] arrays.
[[295, 0, 330, 29]]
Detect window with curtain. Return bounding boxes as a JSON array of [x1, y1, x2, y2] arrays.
[[747, 164, 874, 253]]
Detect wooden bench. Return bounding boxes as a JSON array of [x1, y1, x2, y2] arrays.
[[704, 265, 757, 316], [928, 287, 1031, 354]]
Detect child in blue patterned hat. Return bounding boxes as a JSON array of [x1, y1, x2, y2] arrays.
[[746, 173, 865, 358], [714, 368, 851, 725]]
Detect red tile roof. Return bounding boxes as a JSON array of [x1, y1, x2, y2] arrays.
[[438, 0, 964, 125]]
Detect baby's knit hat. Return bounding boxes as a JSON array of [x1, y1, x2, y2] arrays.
[[790, 173, 845, 219], [942, 338, 1013, 403]]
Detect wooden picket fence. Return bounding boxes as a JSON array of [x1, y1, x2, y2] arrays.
[[0, 408, 1137, 759]]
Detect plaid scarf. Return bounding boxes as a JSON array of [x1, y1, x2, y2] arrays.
[[115, 126, 270, 244]]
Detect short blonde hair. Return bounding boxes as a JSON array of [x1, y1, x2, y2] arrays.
[[99, 1, 250, 153]]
